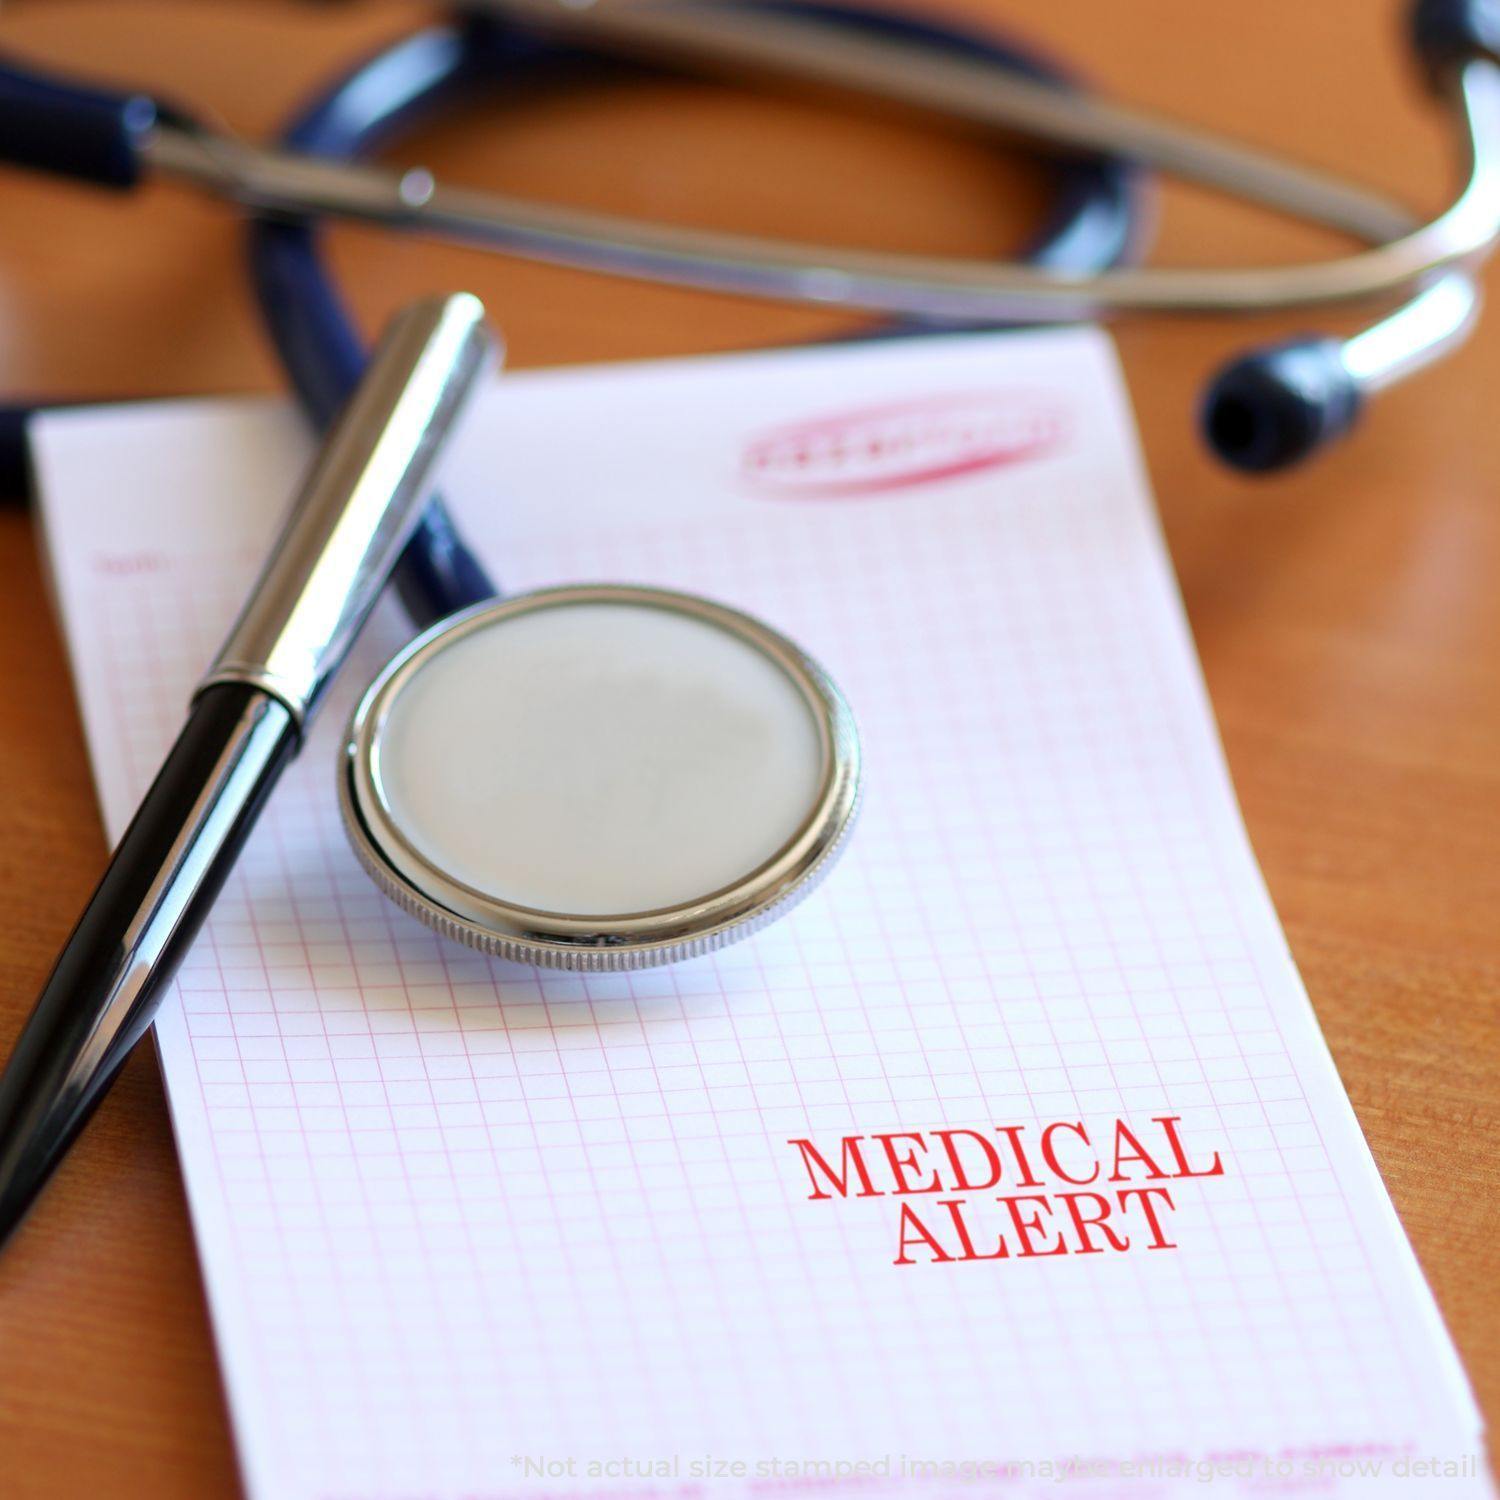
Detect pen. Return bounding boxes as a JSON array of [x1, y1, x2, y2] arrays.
[[0, 292, 496, 1249]]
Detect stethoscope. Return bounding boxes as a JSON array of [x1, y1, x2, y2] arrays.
[[3, 0, 1498, 969]]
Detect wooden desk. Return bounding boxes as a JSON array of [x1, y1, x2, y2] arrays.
[[0, 2, 1494, 1493]]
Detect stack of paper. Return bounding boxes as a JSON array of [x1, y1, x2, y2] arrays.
[[31, 328, 1487, 1498]]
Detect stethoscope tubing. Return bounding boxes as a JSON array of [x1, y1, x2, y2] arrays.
[[145, 5, 1500, 318], [245, 4, 1142, 627], [0, 1, 1134, 508], [246, 24, 507, 628], [2, 0, 1497, 483], [191, 0, 1500, 470]]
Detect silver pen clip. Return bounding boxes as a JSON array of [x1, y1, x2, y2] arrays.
[[199, 292, 499, 729]]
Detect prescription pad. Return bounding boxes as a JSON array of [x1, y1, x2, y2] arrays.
[[31, 328, 1489, 1499]]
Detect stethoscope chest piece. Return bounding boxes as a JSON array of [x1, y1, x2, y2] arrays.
[[340, 584, 861, 971]]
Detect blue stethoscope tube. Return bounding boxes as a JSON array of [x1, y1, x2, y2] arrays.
[[6, 3, 1484, 544], [244, 6, 1141, 629]]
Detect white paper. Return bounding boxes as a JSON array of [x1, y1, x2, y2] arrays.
[[30, 328, 1488, 1499]]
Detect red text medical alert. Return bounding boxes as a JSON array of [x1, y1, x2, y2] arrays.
[[786, 1115, 1225, 1265]]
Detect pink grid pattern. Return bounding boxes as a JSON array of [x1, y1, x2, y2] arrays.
[[34, 329, 1484, 1500]]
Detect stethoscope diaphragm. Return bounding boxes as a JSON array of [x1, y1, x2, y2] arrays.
[[339, 584, 860, 971]]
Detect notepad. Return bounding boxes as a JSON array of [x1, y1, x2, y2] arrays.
[[31, 328, 1489, 1499]]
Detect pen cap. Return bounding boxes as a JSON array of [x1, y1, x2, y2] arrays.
[[200, 292, 497, 727]]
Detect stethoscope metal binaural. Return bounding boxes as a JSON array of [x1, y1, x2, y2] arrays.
[[3, 0, 1499, 968]]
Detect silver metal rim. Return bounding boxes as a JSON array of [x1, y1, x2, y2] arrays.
[[339, 584, 861, 971]]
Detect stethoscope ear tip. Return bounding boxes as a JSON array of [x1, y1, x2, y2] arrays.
[[1410, 0, 1500, 91], [1199, 337, 1363, 475]]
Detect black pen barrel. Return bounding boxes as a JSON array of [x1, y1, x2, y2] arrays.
[[0, 683, 298, 1245], [0, 294, 495, 1251]]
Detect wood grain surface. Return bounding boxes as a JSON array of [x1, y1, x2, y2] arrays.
[[0, 2, 1495, 1495]]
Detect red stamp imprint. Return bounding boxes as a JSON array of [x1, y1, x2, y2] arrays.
[[741, 390, 1069, 498]]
